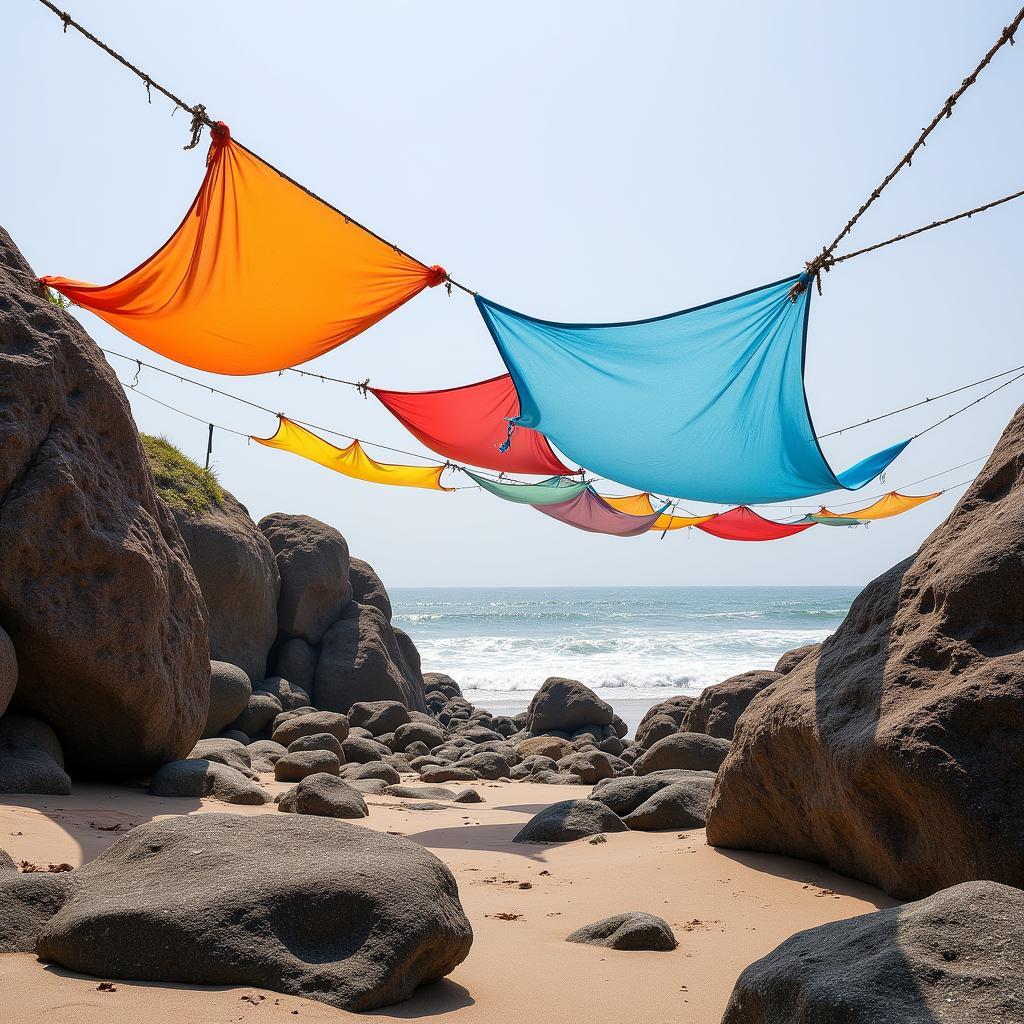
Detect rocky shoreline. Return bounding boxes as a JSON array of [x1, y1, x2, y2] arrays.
[[2, 223, 1023, 1020]]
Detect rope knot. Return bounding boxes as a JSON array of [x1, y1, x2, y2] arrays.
[[184, 103, 210, 151], [425, 265, 448, 288], [788, 249, 834, 301], [356, 378, 371, 398]]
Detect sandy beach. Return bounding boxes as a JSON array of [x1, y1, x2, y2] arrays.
[[0, 776, 893, 1024]]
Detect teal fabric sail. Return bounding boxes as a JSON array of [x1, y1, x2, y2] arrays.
[[466, 470, 590, 505], [476, 277, 910, 504]]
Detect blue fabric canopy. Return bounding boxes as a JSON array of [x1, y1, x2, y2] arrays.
[[476, 276, 910, 505]]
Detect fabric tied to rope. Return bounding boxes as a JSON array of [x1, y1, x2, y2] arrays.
[[695, 506, 815, 542], [601, 492, 717, 531], [41, 126, 444, 374], [252, 416, 452, 491], [534, 487, 669, 537], [372, 375, 572, 475], [477, 279, 910, 505], [815, 490, 941, 521], [466, 470, 589, 505]]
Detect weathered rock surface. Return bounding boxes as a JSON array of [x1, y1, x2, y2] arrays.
[[274, 750, 341, 782], [622, 778, 713, 830], [591, 770, 715, 821], [172, 491, 279, 683], [149, 759, 271, 804], [634, 732, 731, 775], [287, 732, 344, 760], [566, 912, 677, 951], [385, 785, 456, 801], [258, 514, 351, 645], [187, 737, 257, 779], [277, 773, 368, 818], [525, 677, 613, 733], [230, 691, 283, 738], [272, 638, 318, 693], [36, 813, 473, 1011], [708, 408, 1024, 898], [0, 713, 71, 795], [247, 739, 287, 773], [314, 604, 427, 714], [340, 760, 401, 786], [348, 700, 410, 736], [0, 871, 74, 953], [202, 661, 253, 738], [513, 799, 628, 843], [419, 765, 478, 784], [271, 710, 349, 748], [773, 643, 819, 676], [517, 735, 573, 760], [0, 625, 16, 719], [722, 881, 1024, 1023], [256, 677, 310, 712], [682, 670, 779, 740], [348, 557, 393, 621], [0, 229, 209, 776]]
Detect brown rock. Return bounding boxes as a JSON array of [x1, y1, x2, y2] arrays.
[[313, 604, 427, 713], [258, 514, 350, 645], [0, 228, 209, 776], [0, 626, 16, 719], [708, 407, 1024, 898], [170, 489, 279, 683], [682, 670, 780, 740]]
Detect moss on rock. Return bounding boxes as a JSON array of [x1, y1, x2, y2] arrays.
[[141, 434, 223, 515]]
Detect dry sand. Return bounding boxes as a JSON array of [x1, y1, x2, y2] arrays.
[[0, 776, 896, 1023]]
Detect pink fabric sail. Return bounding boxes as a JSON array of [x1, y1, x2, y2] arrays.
[[534, 487, 665, 537]]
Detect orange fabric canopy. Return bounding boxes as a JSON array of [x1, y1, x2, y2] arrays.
[[601, 492, 716, 531], [41, 124, 445, 374], [253, 416, 452, 491], [816, 491, 941, 521]]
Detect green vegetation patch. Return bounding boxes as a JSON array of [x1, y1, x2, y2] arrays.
[[141, 433, 224, 515]]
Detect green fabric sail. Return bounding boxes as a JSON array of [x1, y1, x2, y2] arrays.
[[466, 470, 590, 505]]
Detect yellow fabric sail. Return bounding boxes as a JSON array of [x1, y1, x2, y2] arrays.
[[253, 416, 452, 491], [816, 490, 941, 521], [41, 124, 446, 375], [601, 492, 717, 531]]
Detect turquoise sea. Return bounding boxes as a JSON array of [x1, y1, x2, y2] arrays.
[[392, 586, 857, 731]]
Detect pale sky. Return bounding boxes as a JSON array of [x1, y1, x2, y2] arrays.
[[5, 1, 1022, 586]]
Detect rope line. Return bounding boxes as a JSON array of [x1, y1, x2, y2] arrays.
[[818, 361, 1024, 437], [792, 6, 1023, 295], [35, 0, 1023, 302], [122, 375, 985, 516], [33, 0, 476, 297]]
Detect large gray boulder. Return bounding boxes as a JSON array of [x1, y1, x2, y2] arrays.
[[202, 661, 252, 738], [313, 604, 427, 713], [0, 713, 71, 795], [0, 871, 74, 953], [722, 881, 1024, 1023], [591, 769, 715, 818], [348, 700, 410, 736], [171, 489, 279, 684], [634, 732, 731, 775], [513, 799, 628, 843], [186, 737, 257, 779], [525, 677, 613, 733], [566, 912, 677, 951], [258, 513, 351, 645], [149, 759, 271, 805], [271, 710, 349, 748], [682, 670, 780, 740], [277, 773, 368, 818], [0, 228, 209, 776], [708, 407, 1024, 899], [36, 813, 473, 1011]]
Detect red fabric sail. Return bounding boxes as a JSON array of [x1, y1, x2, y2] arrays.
[[696, 505, 815, 542], [371, 375, 573, 475]]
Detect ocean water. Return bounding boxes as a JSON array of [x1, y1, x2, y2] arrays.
[[392, 586, 857, 730]]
